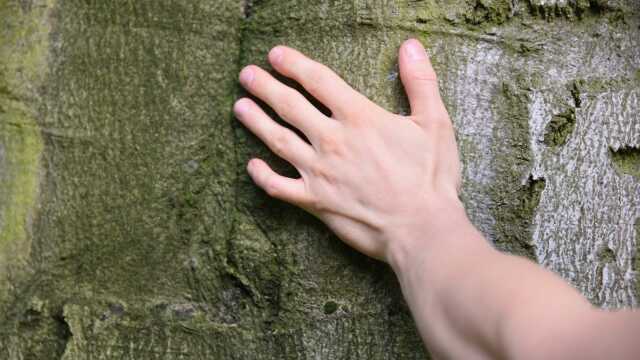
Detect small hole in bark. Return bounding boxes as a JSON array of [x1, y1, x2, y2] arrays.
[[323, 301, 338, 315]]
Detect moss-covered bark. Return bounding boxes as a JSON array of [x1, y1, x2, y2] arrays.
[[1, 0, 639, 358]]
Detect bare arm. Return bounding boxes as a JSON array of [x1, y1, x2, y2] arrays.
[[234, 39, 640, 359], [390, 203, 640, 360]]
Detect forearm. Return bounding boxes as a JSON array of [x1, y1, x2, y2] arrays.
[[387, 199, 595, 359], [236, 41, 640, 360]]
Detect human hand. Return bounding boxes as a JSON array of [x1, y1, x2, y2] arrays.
[[234, 39, 462, 264]]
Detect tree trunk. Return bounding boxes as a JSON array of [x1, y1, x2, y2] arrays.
[[1, 0, 638, 358]]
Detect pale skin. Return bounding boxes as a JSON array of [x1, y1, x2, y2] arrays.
[[234, 39, 640, 359]]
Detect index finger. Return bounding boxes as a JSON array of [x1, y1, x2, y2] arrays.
[[267, 46, 379, 119]]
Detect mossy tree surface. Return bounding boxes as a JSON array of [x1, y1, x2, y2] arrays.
[[1, 0, 639, 358]]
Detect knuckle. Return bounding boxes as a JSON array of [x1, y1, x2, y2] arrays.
[[309, 162, 327, 178], [265, 184, 280, 198], [264, 177, 280, 197], [411, 68, 438, 83], [309, 197, 327, 213], [343, 111, 363, 125], [341, 105, 381, 127], [318, 134, 343, 155], [276, 91, 296, 114], [299, 186, 326, 212], [302, 63, 328, 92], [270, 131, 290, 156], [425, 115, 452, 132], [310, 163, 336, 184]]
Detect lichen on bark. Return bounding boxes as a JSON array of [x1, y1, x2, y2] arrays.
[[0, 0, 49, 306]]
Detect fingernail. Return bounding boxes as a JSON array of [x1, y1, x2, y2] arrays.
[[405, 39, 426, 61], [269, 47, 284, 65], [239, 67, 254, 86], [234, 99, 249, 116]]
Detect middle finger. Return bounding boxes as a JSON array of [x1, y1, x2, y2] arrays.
[[239, 65, 334, 143]]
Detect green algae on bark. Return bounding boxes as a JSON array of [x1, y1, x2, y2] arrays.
[[610, 146, 640, 179], [0, 0, 49, 302], [489, 81, 545, 260], [596, 246, 617, 264], [543, 108, 576, 148], [464, 0, 514, 25], [2, 0, 247, 358]]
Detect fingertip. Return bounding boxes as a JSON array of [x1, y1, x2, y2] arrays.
[[247, 158, 279, 197], [234, 97, 251, 116], [246, 158, 309, 204], [247, 157, 259, 172], [246, 159, 260, 182], [398, 38, 442, 118], [402, 38, 421, 48], [401, 38, 427, 62], [268, 46, 285, 65], [248, 157, 270, 175], [239, 65, 256, 86]]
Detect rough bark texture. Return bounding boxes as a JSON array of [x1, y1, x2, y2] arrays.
[[1, 0, 639, 358]]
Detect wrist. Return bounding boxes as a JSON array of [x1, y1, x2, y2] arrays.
[[384, 195, 484, 274]]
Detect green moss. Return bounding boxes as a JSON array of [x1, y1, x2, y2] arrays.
[[596, 246, 616, 263], [2, 0, 249, 357], [0, 0, 49, 300], [464, 0, 513, 25], [516, 42, 543, 55], [610, 146, 640, 178], [565, 76, 639, 111], [490, 81, 545, 260], [570, 80, 585, 108], [543, 108, 576, 148], [493, 175, 546, 259]]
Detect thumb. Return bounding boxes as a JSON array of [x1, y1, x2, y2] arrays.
[[398, 39, 447, 121]]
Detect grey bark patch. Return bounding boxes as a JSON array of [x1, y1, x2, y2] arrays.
[[531, 84, 640, 307], [525, 0, 610, 19]]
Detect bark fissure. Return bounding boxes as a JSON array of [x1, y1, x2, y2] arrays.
[[52, 309, 72, 360]]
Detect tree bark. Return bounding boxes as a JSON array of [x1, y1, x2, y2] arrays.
[[1, 0, 638, 358]]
